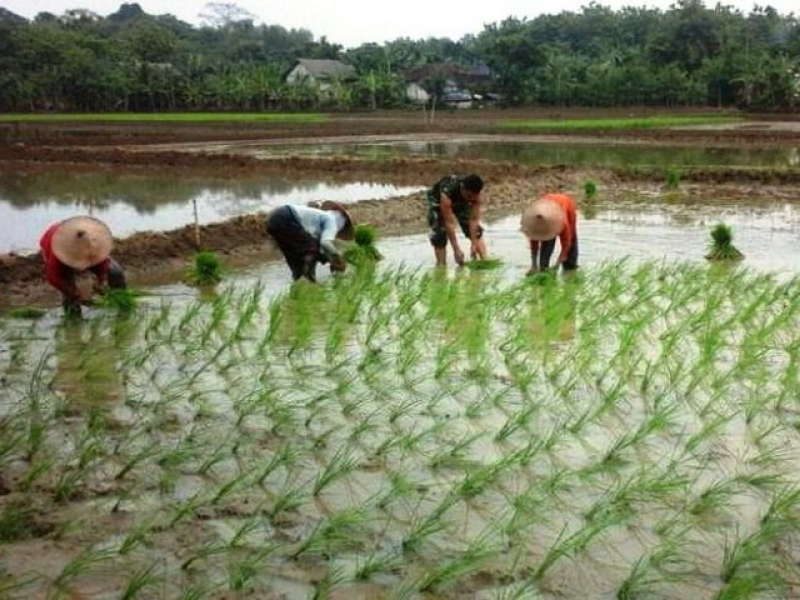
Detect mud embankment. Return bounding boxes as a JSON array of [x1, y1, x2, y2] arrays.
[[3, 144, 800, 186]]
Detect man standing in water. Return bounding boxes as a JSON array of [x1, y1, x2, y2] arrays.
[[520, 193, 579, 273], [266, 201, 354, 282], [40, 216, 126, 316], [427, 174, 487, 266]]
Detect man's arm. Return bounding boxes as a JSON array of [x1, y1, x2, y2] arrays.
[[319, 213, 346, 270], [440, 193, 464, 264], [468, 201, 486, 259]]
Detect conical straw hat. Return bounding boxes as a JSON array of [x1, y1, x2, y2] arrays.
[[51, 216, 113, 270], [320, 201, 355, 240], [520, 198, 566, 241]]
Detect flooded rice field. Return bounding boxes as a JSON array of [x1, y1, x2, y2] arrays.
[[0, 170, 422, 254], [3, 262, 800, 599], [256, 139, 800, 168], [2, 131, 800, 599]]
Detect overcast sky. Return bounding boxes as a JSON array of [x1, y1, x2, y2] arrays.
[[2, 0, 796, 47]]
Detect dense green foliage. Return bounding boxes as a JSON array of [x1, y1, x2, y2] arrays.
[[0, 1, 798, 111]]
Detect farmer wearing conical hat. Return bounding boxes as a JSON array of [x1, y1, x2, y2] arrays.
[[427, 174, 487, 267], [39, 216, 127, 315], [521, 193, 579, 274], [266, 200, 354, 282]]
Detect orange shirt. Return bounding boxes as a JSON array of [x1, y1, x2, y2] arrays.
[[541, 193, 577, 255]]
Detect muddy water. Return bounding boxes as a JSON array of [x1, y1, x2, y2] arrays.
[[230, 197, 800, 286], [258, 139, 800, 168], [0, 170, 422, 253]]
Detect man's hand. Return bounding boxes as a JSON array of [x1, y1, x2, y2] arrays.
[[454, 247, 465, 266]]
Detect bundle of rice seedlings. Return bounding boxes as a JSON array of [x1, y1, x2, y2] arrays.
[[465, 258, 502, 270], [8, 307, 46, 319], [99, 289, 142, 312], [344, 224, 382, 265], [705, 223, 744, 261], [187, 251, 224, 285]]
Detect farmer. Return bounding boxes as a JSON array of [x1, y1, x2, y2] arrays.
[[520, 193, 579, 274], [427, 173, 487, 267], [40, 216, 126, 316], [266, 201, 354, 282]]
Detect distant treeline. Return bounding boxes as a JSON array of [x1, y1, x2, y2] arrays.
[[0, 0, 798, 112]]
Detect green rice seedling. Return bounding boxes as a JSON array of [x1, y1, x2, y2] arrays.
[[186, 251, 224, 286], [430, 431, 485, 469], [616, 537, 689, 600], [584, 180, 598, 199], [211, 467, 256, 505], [706, 224, 744, 261], [418, 529, 500, 592], [665, 167, 681, 189], [465, 258, 503, 271], [256, 443, 298, 487], [99, 288, 142, 313], [688, 479, 741, 517], [312, 565, 346, 600], [312, 446, 358, 496], [533, 511, 623, 581], [48, 548, 116, 599], [120, 561, 161, 600], [267, 483, 306, 523], [181, 540, 229, 571], [355, 550, 403, 580], [8, 307, 46, 319], [227, 545, 275, 592], [402, 511, 450, 554], [291, 507, 369, 559], [344, 224, 383, 265]]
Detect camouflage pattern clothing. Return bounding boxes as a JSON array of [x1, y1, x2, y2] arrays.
[[426, 175, 483, 248]]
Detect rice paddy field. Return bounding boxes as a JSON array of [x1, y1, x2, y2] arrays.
[[4, 257, 800, 599]]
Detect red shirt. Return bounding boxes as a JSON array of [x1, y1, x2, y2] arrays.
[[40, 223, 110, 298], [541, 193, 578, 257]]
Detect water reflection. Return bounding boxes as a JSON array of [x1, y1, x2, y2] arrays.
[[262, 140, 800, 168], [0, 171, 422, 253]]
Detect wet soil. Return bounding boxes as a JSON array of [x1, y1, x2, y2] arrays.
[[2, 107, 800, 148]]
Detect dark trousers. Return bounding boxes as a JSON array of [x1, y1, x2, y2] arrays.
[[266, 206, 323, 282], [62, 258, 126, 315], [536, 237, 579, 271]]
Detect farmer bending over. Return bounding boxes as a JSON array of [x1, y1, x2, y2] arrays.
[[266, 201, 354, 282], [521, 193, 579, 274], [40, 216, 126, 316], [427, 174, 487, 266]]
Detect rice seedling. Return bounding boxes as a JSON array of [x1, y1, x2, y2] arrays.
[[344, 224, 383, 265], [665, 167, 681, 189], [120, 561, 161, 600], [705, 223, 744, 261], [8, 307, 46, 319], [48, 548, 116, 599], [98, 288, 142, 312], [3, 259, 800, 598], [465, 258, 503, 270], [584, 179, 598, 199], [186, 251, 224, 286]]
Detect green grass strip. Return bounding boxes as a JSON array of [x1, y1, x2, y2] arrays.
[[0, 112, 328, 123], [497, 115, 741, 131]]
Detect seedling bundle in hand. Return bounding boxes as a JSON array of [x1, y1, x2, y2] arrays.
[[343, 224, 383, 266]]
